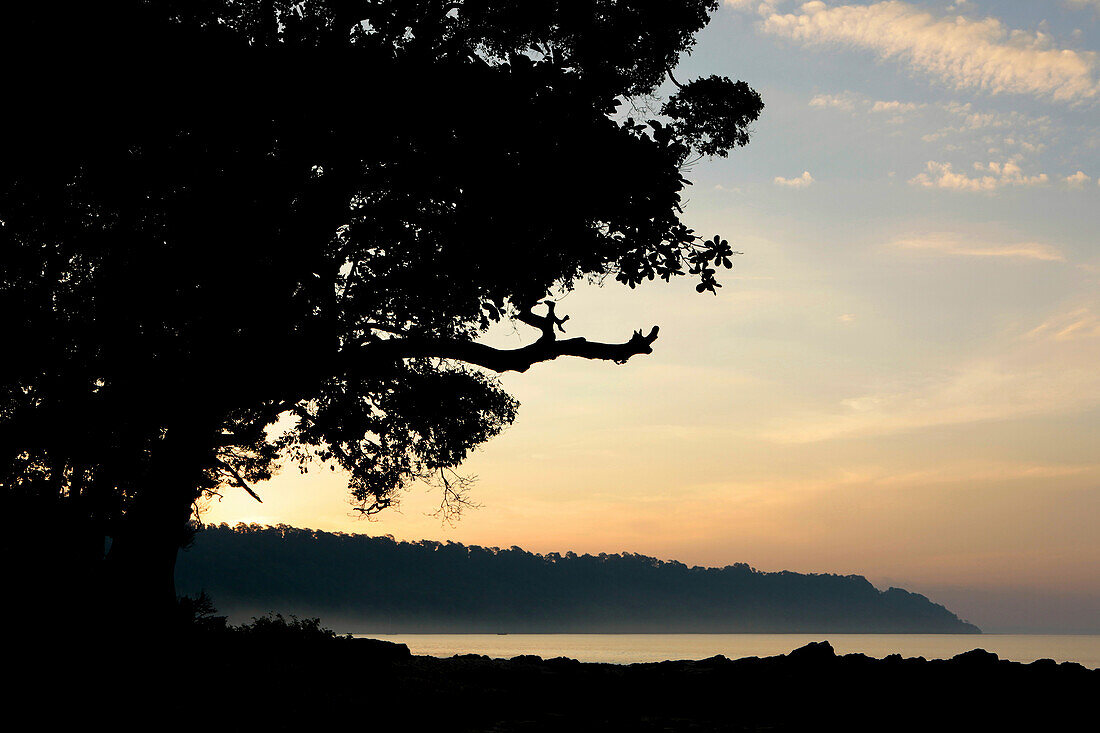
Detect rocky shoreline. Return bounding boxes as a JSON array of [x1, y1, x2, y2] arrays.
[[23, 636, 1093, 731]]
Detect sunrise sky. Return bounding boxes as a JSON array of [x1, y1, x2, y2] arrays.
[[204, 1, 1100, 633]]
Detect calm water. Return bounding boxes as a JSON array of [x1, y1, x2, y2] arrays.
[[356, 633, 1100, 669]]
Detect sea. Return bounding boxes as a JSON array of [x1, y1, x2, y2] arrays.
[[354, 633, 1100, 669]]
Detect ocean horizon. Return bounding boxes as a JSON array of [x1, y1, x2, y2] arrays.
[[352, 632, 1100, 669]]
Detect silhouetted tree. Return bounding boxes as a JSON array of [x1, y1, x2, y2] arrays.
[[0, 0, 762, 624]]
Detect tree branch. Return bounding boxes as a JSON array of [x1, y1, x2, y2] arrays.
[[358, 303, 659, 374], [514, 300, 569, 340], [214, 459, 264, 504]]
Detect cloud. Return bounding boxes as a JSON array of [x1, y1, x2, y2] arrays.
[[761, 360, 1100, 443], [808, 91, 925, 119], [809, 92, 857, 110], [916, 102, 1051, 163], [1026, 307, 1100, 341], [762, 333, 1100, 443], [1066, 0, 1100, 10], [892, 234, 1065, 261], [760, 1, 1099, 102], [909, 160, 1050, 192], [938, 103, 1050, 134], [774, 171, 815, 188], [871, 100, 920, 113], [1065, 170, 1093, 187], [756, 295, 1100, 444], [870, 460, 1098, 488], [724, 0, 784, 13], [806, 93, 1050, 155]]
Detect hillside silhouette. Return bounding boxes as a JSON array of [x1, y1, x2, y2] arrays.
[[177, 524, 979, 633]]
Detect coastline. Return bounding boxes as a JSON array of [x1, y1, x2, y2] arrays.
[[18, 636, 1095, 731], [349, 630, 1100, 668]]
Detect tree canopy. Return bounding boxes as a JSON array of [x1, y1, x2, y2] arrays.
[[0, 0, 762, 616]]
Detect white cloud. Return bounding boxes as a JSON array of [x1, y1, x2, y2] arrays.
[[774, 171, 815, 188], [940, 103, 1051, 134], [917, 103, 1051, 165], [809, 91, 924, 118], [807, 94, 1050, 157], [909, 160, 1050, 192], [760, 1, 1099, 102], [809, 92, 857, 110], [892, 233, 1065, 261], [871, 100, 920, 113], [724, 0, 785, 14], [1066, 0, 1100, 10], [1065, 170, 1093, 187]]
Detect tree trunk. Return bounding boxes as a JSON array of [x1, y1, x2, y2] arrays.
[[104, 419, 211, 633], [105, 493, 194, 628]]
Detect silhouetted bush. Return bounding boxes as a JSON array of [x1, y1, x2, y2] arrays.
[[233, 612, 344, 639]]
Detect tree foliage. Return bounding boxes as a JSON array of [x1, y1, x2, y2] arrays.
[[0, 0, 763, 613]]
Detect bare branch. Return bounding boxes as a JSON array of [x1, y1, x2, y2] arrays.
[[214, 459, 264, 504], [352, 496, 393, 516], [357, 302, 658, 373], [430, 467, 481, 526]]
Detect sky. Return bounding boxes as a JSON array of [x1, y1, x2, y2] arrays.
[[205, 1, 1100, 633]]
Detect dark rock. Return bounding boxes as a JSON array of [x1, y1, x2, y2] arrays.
[[841, 652, 874, 665], [951, 648, 999, 665], [788, 640, 836, 662], [544, 656, 582, 667], [348, 637, 411, 661], [697, 654, 730, 665]]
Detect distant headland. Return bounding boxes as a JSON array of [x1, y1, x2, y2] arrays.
[[177, 524, 980, 634]]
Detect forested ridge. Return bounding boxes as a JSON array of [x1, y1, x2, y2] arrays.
[[177, 524, 980, 633]]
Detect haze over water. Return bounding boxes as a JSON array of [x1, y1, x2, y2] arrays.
[[359, 633, 1100, 669]]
